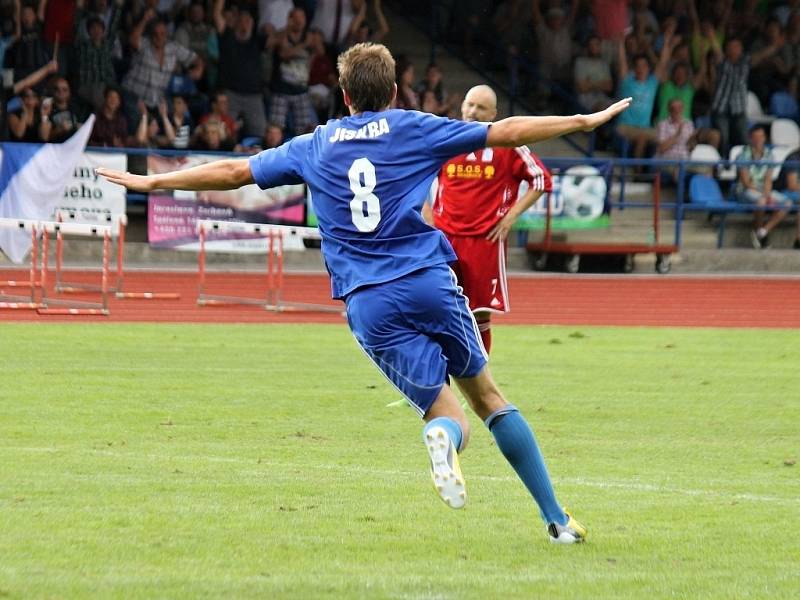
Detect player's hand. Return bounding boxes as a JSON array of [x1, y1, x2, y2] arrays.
[[95, 168, 156, 192], [582, 97, 632, 131], [487, 215, 514, 243]]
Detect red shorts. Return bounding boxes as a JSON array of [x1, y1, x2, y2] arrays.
[[446, 235, 509, 314]]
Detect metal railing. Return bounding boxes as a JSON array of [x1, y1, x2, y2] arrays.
[[4, 141, 795, 251]]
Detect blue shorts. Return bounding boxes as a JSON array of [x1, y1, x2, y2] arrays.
[[345, 264, 488, 417]]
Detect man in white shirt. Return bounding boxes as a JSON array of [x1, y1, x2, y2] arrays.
[[311, 0, 355, 49], [655, 98, 695, 182]]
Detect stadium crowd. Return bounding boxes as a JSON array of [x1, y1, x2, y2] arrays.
[[0, 0, 798, 246], [7, 0, 800, 156], [428, 0, 800, 247], [434, 0, 800, 153], [0, 0, 395, 150]]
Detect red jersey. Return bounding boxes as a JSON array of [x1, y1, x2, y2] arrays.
[[432, 146, 552, 236]]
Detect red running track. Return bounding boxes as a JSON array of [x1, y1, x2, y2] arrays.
[[1, 269, 799, 327]]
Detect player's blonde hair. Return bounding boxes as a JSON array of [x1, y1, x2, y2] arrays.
[[337, 43, 396, 113]]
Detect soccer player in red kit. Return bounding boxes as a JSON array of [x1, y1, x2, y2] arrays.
[[425, 85, 552, 353]]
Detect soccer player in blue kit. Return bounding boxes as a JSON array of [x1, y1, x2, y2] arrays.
[[98, 43, 630, 544]]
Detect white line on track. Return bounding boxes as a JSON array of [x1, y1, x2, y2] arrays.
[[507, 271, 800, 280], [3, 446, 796, 506]]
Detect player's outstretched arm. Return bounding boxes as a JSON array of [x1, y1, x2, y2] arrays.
[[95, 158, 254, 193], [486, 98, 632, 147]]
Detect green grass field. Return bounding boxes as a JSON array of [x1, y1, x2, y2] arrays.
[[1, 323, 798, 599]]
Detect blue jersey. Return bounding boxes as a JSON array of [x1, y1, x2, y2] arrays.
[[248, 109, 489, 298]]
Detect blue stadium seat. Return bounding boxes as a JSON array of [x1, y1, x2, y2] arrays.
[[769, 91, 799, 121], [240, 136, 262, 148], [688, 174, 731, 209], [687, 174, 740, 248]]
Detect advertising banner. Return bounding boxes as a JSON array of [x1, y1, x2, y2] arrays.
[[0, 147, 126, 225], [55, 151, 128, 224], [146, 153, 306, 251], [514, 162, 612, 230]]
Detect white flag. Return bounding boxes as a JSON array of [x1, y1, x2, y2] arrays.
[[0, 115, 96, 263]]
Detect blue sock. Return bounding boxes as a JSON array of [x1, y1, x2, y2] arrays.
[[485, 405, 567, 525], [423, 417, 463, 452]]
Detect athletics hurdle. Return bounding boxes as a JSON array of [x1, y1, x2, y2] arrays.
[[36, 219, 113, 315], [0, 218, 43, 309], [53, 213, 181, 300], [196, 219, 343, 314]]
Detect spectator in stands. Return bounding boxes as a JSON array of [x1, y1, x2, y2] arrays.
[[41, 0, 77, 74], [199, 90, 237, 146], [630, 0, 660, 40], [174, 1, 219, 91], [774, 146, 800, 248], [779, 12, 800, 97], [493, 0, 534, 59], [258, 0, 293, 37], [615, 37, 670, 160], [530, 0, 578, 94], [688, 0, 730, 71], [122, 15, 203, 121], [394, 54, 418, 110], [710, 37, 749, 157], [311, 0, 356, 51], [629, 6, 659, 67], [347, 0, 389, 46], [213, 0, 268, 139], [658, 59, 722, 150], [152, 0, 184, 25], [574, 34, 614, 111], [8, 86, 50, 141], [591, 0, 629, 62], [47, 75, 82, 142], [263, 121, 283, 148], [452, 1, 493, 61], [122, 0, 157, 35], [653, 15, 677, 54], [157, 94, 193, 149], [751, 18, 793, 105], [736, 124, 792, 249], [656, 21, 722, 143], [690, 44, 722, 135], [622, 31, 647, 67], [656, 17, 691, 72], [420, 89, 439, 115], [77, 0, 120, 35], [727, 0, 764, 43], [191, 119, 233, 151], [73, 3, 121, 112], [655, 97, 695, 181], [233, 121, 283, 153], [657, 58, 695, 122], [0, 0, 20, 73], [88, 86, 128, 147], [774, 0, 800, 27], [132, 98, 159, 147], [10, 1, 49, 82], [270, 7, 316, 135], [414, 63, 454, 116], [0, 57, 58, 138], [307, 27, 336, 122]]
